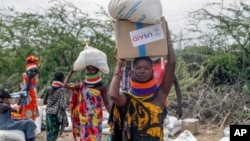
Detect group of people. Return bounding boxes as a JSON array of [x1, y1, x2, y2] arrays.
[[0, 20, 182, 141]]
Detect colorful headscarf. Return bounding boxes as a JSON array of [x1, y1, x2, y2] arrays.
[[25, 55, 39, 71]]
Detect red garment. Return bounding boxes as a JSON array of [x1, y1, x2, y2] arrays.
[[19, 73, 38, 120], [153, 59, 167, 86]]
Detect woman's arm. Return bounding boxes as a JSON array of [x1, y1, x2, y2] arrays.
[[159, 20, 176, 96], [64, 66, 78, 90], [109, 48, 127, 107], [173, 74, 182, 119], [100, 85, 111, 113]]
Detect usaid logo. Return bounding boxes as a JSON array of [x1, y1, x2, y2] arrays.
[[129, 24, 165, 47]]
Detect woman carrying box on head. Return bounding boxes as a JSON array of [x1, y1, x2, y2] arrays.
[[108, 20, 176, 141]]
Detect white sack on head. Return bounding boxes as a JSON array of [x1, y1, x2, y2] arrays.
[[108, 0, 162, 24], [73, 45, 109, 74]]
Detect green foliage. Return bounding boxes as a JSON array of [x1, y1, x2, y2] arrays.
[[179, 0, 250, 90], [235, 112, 250, 118]]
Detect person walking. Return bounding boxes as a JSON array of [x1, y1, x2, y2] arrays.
[[43, 72, 70, 141], [64, 65, 111, 141]]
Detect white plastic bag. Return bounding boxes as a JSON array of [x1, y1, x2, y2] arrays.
[[108, 0, 163, 24], [34, 106, 43, 134], [102, 120, 109, 128], [175, 130, 197, 141], [42, 105, 47, 126], [102, 128, 111, 135], [166, 116, 182, 130], [73, 45, 109, 74], [64, 111, 72, 131], [168, 126, 181, 137], [219, 137, 229, 141], [223, 127, 230, 137], [0, 130, 25, 141]]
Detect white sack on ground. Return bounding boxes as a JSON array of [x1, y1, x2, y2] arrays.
[[165, 116, 182, 130], [73, 45, 109, 74], [102, 120, 109, 128], [108, 0, 162, 24], [219, 137, 229, 141], [42, 105, 46, 126], [103, 110, 109, 120], [163, 128, 172, 141], [64, 111, 72, 131], [0, 130, 25, 141], [168, 126, 181, 137], [223, 127, 230, 137], [102, 127, 111, 135], [174, 130, 197, 141], [34, 106, 43, 134]]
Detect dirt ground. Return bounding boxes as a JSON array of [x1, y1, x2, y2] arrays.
[[36, 123, 225, 141], [170, 123, 225, 141], [36, 131, 109, 141]]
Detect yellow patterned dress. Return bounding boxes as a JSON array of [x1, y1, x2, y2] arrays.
[[109, 94, 165, 141]]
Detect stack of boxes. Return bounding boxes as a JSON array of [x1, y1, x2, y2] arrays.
[[109, 0, 168, 60]]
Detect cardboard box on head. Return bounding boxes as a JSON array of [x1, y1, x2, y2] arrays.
[[114, 17, 168, 60]]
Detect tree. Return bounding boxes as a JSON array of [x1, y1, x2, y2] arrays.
[[0, 0, 115, 95], [184, 0, 250, 86]]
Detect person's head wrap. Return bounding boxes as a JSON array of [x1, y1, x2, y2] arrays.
[[25, 55, 39, 71]]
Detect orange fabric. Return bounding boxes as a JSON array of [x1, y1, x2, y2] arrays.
[[129, 77, 157, 89], [11, 105, 21, 119], [25, 63, 38, 71], [19, 73, 38, 120]]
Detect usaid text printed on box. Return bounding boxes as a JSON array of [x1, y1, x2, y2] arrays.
[[230, 125, 250, 141]]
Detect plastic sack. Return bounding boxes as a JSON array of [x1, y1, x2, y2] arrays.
[[166, 116, 182, 130], [0, 130, 25, 141], [108, 0, 162, 24], [168, 126, 181, 137], [64, 111, 72, 131], [223, 127, 230, 137], [34, 106, 43, 135], [73, 45, 109, 74], [42, 105, 47, 126], [102, 128, 111, 135], [102, 120, 109, 128], [175, 130, 197, 141], [219, 137, 229, 141]]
